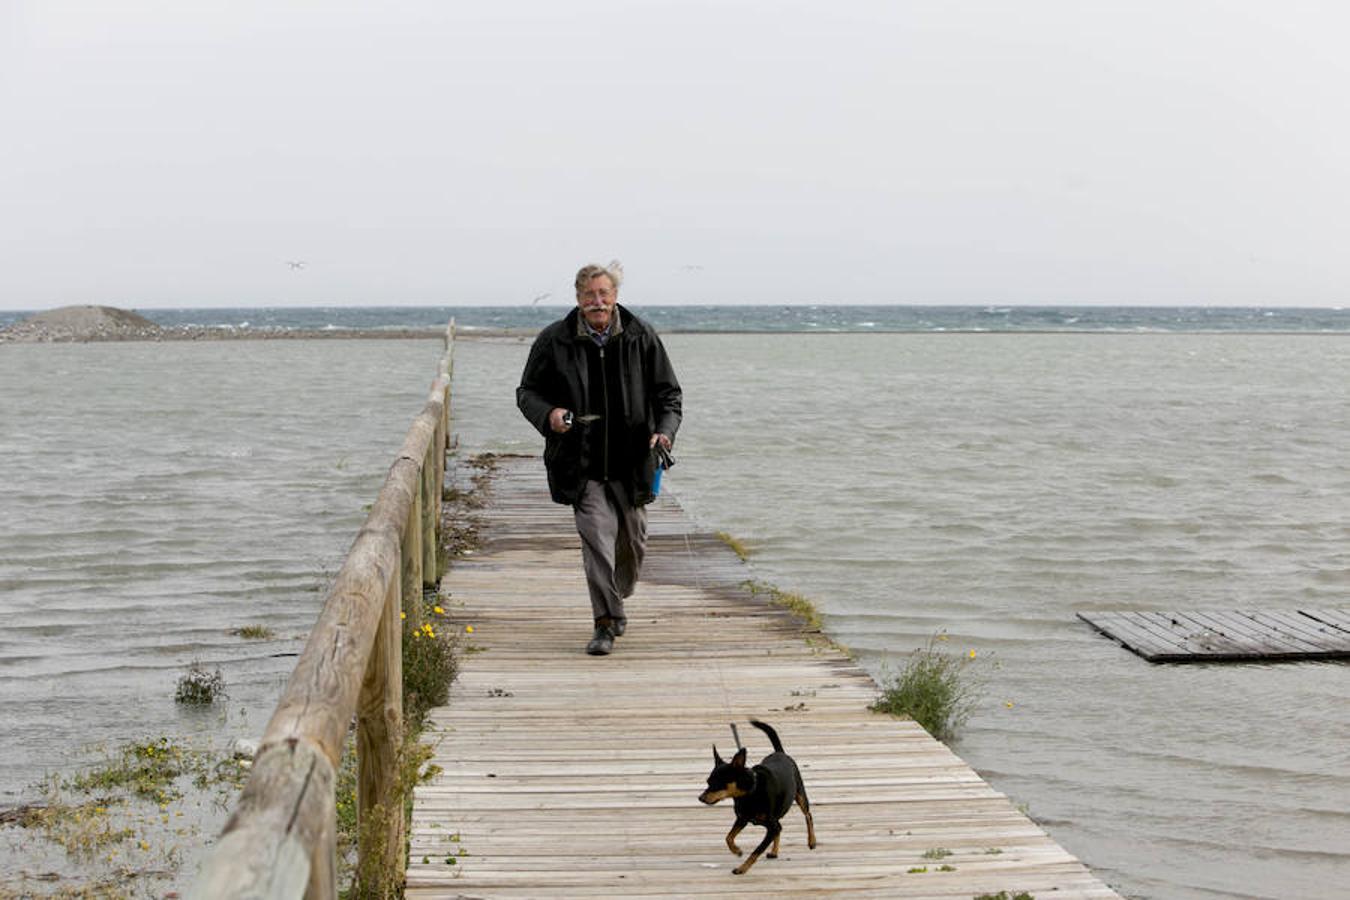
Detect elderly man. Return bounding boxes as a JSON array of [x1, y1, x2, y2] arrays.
[[517, 263, 683, 655]]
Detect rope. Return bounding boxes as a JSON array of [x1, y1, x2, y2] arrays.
[[676, 507, 742, 750]]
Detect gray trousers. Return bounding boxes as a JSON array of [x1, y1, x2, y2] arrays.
[[573, 479, 647, 625]]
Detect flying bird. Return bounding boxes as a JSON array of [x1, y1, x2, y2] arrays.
[[285, 260, 307, 270], [530, 292, 551, 306]]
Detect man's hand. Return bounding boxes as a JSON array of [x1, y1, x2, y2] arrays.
[[549, 408, 572, 433], [650, 433, 671, 450]]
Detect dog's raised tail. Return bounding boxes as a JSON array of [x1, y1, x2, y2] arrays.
[[748, 719, 784, 753]]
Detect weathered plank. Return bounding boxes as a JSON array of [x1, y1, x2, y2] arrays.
[[1303, 608, 1350, 630], [1079, 609, 1350, 662], [408, 456, 1119, 898]]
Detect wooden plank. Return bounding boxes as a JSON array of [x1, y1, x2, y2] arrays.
[[1081, 609, 1350, 663], [1300, 609, 1350, 631], [1077, 611, 1187, 661], [1164, 611, 1285, 657], [409, 456, 1119, 898], [1238, 610, 1340, 651]]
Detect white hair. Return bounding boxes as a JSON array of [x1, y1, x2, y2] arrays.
[[574, 260, 624, 294]]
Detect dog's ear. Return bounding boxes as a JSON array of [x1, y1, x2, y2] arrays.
[[731, 746, 748, 768], [713, 745, 725, 766]]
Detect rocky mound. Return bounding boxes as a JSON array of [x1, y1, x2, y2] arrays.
[[0, 305, 164, 343]]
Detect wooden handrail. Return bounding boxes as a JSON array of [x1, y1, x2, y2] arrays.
[[190, 320, 455, 899]]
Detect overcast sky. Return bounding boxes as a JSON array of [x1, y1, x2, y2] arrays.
[[2, 1, 1347, 310]]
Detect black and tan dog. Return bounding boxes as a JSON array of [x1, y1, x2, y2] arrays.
[[697, 719, 817, 874]]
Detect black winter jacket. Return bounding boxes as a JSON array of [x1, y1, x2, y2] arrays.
[[516, 305, 682, 506]]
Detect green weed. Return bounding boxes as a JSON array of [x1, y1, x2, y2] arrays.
[[403, 603, 459, 729], [743, 580, 822, 631], [69, 737, 192, 803], [715, 530, 751, 561], [870, 632, 983, 741], [8, 794, 134, 860]]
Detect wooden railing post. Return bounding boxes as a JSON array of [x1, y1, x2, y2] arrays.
[[421, 442, 437, 587], [356, 573, 404, 891], [402, 472, 424, 630]]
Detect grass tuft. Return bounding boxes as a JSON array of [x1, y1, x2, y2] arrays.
[[230, 624, 276, 640], [743, 580, 823, 631], [174, 662, 226, 705], [69, 737, 190, 803], [870, 633, 982, 741], [714, 530, 751, 561]]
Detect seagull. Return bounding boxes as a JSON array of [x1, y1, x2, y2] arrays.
[[285, 260, 307, 270], [530, 292, 551, 306]]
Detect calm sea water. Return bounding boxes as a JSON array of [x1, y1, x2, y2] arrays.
[[2, 327, 1347, 898]]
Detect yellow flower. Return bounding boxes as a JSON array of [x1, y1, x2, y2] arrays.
[[464, 625, 474, 634], [1005, 700, 1015, 709], [400, 611, 406, 620], [968, 649, 977, 659], [434, 606, 444, 615]]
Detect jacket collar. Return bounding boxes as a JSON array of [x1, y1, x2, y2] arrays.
[[569, 304, 633, 341]]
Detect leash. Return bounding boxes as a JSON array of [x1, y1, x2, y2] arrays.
[[677, 511, 743, 751]]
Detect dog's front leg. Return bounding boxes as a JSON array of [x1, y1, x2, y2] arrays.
[[732, 822, 781, 875], [725, 817, 747, 857]]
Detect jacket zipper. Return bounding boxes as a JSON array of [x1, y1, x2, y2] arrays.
[[599, 345, 610, 481]]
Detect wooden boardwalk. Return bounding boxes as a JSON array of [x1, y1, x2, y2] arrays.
[[1079, 609, 1350, 662], [408, 456, 1120, 898]]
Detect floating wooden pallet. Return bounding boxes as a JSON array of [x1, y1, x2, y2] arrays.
[[1078, 609, 1350, 662], [407, 456, 1120, 898]]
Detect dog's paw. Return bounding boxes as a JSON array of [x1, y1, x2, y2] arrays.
[[766, 851, 777, 859], [732, 865, 747, 875]]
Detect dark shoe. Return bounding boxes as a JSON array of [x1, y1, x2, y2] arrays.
[[611, 619, 626, 637], [585, 623, 615, 656]]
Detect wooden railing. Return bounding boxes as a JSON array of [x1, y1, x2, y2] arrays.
[[191, 321, 455, 898]]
